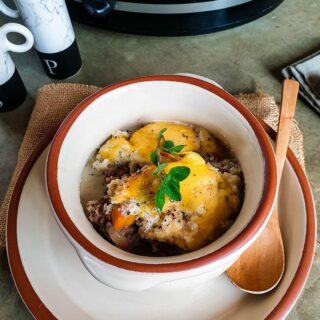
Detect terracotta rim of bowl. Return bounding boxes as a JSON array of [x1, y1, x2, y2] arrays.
[[46, 75, 277, 273], [6, 124, 316, 319]]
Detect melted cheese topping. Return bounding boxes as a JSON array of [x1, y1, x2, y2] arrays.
[[130, 122, 199, 163], [109, 152, 240, 251], [99, 136, 132, 162], [97, 122, 220, 165], [110, 166, 159, 208], [197, 127, 220, 154]]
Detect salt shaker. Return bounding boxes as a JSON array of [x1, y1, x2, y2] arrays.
[[0, 23, 34, 112], [0, 0, 82, 79]]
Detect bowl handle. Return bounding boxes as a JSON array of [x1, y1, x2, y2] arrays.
[[75, 246, 163, 291]]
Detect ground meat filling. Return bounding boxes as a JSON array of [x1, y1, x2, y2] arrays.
[[104, 164, 131, 184], [106, 222, 140, 252], [87, 197, 111, 239], [200, 152, 242, 175]]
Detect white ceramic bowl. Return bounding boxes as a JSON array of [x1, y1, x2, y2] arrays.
[[46, 75, 277, 291]]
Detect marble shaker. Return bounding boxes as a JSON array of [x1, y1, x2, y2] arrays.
[[0, 0, 82, 79], [0, 23, 34, 112]]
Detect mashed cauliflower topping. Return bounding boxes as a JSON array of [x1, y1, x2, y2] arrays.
[[86, 122, 243, 254]]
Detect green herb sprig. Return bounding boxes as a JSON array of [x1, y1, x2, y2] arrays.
[[150, 128, 190, 212]]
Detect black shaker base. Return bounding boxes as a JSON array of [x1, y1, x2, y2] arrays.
[[37, 40, 82, 80], [0, 68, 27, 113]]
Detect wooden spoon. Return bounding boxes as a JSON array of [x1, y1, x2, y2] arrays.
[[227, 79, 300, 293]]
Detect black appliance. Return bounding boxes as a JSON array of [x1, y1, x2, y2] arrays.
[[67, 0, 284, 36]]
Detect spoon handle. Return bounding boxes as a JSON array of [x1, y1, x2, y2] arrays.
[[275, 80, 299, 180]]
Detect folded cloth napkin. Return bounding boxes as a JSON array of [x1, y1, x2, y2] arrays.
[[282, 50, 320, 114], [0, 83, 305, 247]]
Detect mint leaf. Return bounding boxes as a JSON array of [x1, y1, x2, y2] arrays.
[[151, 150, 158, 165], [158, 128, 167, 139], [164, 176, 181, 201], [164, 144, 186, 155], [169, 166, 190, 181], [152, 163, 168, 176], [155, 185, 165, 212], [151, 129, 190, 213], [170, 144, 186, 153], [165, 174, 180, 190], [163, 140, 174, 150]]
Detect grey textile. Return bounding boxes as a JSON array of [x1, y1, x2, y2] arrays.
[[282, 50, 320, 114]]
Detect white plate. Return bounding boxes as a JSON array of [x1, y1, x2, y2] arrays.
[[6, 123, 316, 320]]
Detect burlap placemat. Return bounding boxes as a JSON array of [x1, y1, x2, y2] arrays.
[[0, 83, 305, 247]]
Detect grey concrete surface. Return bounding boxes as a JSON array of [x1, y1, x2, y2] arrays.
[[0, 0, 319, 318]]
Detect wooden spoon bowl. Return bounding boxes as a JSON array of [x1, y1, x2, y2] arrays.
[[227, 80, 299, 294]]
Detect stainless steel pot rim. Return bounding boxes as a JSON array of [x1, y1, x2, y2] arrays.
[[73, 0, 252, 14]]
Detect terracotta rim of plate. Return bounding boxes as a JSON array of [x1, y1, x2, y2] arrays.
[[45, 75, 277, 273], [6, 124, 316, 319]]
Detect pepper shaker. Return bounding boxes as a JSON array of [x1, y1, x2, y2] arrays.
[[0, 0, 82, 79], [0, 23, 33, 112]]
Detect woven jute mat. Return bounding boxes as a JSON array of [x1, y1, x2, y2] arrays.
[[0, 83, 305, 247]]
